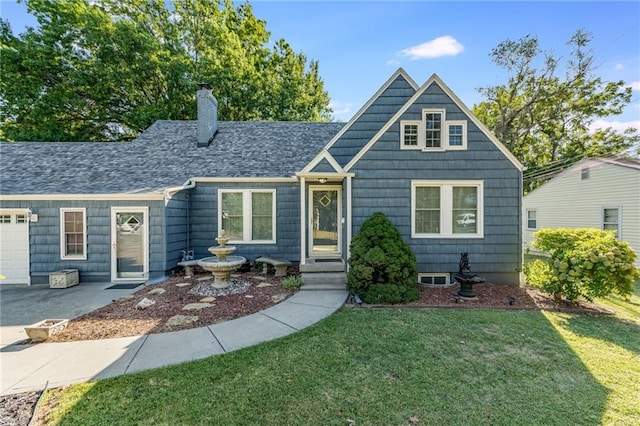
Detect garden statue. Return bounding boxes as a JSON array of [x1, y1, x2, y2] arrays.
[[454, 252, 485, 299]]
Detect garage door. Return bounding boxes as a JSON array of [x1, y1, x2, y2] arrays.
[[0, 210, 30, 284]]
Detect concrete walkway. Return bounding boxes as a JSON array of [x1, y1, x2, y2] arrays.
[[0, 286, 347, 396]]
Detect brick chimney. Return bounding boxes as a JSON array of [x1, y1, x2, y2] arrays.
[[197, 84, 218, 147]]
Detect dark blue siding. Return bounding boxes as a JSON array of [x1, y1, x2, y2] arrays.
[[189, 182, 301, 262], [328, 74, 416, 167], [348, 83, 522, 284], [1, 199, 168, 284]]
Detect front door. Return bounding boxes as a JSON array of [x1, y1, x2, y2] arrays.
[[309, 186, 341, 256], [111, 207, 148, 281]]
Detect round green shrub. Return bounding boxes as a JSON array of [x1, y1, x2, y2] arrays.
[[347, 212, 418, 304], [525, 228, 638, 302]]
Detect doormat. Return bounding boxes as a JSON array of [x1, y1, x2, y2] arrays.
[[105, 283, 144, 290]]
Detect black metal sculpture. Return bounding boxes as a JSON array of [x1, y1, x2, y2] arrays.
[[454, 252, 485, 299]]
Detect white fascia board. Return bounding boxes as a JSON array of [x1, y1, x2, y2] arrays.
[[300, 150, 344, 173], [322, 68, 419, 153], [345, 73, 524, 172], [190, 177, 297, 183], [0, 193, 165, 201], [295, 172, 355, 179]]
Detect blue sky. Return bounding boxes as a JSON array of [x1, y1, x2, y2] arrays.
[[2, 0, 639, 130]]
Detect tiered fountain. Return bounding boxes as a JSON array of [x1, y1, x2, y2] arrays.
[[197, 231, 246, 288]]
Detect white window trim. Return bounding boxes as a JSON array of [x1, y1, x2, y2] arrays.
[[446, 120, 467, 150], [411, 180, 484, 239], [218, 189, 277, 244], [400, 120, 422, 150], [422, 108, 446, 152], [60, 208, 87, 260], [602, 206, 622, 239], [526, 209, 538, 230], [418, 273, 451, 287]]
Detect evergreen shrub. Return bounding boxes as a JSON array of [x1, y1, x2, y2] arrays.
[[524, 228, 638, 302], [347, 212, 419, 304]]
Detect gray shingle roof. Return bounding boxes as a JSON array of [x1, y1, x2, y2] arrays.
[[0, 120, 344, 195]]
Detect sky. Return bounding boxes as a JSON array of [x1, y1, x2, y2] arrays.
[[2, 0, 639, 131]]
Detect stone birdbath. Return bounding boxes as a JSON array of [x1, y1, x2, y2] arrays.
[[454, 252, 485, 299], [197, 231, 246, 288]]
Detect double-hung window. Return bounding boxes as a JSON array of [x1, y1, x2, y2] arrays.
[[526, 209, 537, 230], [219, 189, 276, 243], [401, 109, 467, 151], [602, 207, 620, 238], [60, 208, 87, 259], [412, 180, 483, 238]]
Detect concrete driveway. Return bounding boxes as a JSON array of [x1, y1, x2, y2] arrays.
[[0, 283, 140, 344]]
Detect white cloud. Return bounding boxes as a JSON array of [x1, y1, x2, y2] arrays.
[[400, 36, 464, 60], [589, 119, 640, 133], [615, 63, 624, 71], [386, 59, 401, 66], [329, 100, 354, 121], [629, 81, 640, 91]]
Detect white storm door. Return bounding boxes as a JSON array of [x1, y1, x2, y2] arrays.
[[0, 210, 30, 284], [111, 207, 149, 282], [309, 186, 342, 256]]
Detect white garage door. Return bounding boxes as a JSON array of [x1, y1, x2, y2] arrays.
[[0, 210, 30, 284]]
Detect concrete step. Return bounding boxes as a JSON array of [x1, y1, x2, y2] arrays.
[[299, 260, 345, 273], [300, 272, 347, 291]]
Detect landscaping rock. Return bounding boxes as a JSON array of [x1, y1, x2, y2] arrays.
[[271, 293, 288, 303], [136, 298, 156, 310], [175, 282, 191, 287], [182, 302, 214, 311], [166, 315, 199, 327], [199, 297, 216, 303], [148, 288, 166, 295], [256, 282, 273, 288]]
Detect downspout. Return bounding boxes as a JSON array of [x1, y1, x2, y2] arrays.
[[164, 179, 197, 257]]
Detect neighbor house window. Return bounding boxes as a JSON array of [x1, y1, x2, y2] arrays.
[[581, 167, 589, 180], [447, 121, 467, 150], [60, 208, 86, 260], [602, 207, 620, 238], [0, 215, 10, 223], [526, 209, 537, 230], [412, 180, 483, 238], [401, 121, 421, 148], [219, 189, 276, 243]]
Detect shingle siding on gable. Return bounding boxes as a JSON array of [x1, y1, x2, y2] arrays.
[[347, 83, 522, 284], [189, 182, 301, 262], [328, 75, 416, 167], [310, 158, 337, 173]]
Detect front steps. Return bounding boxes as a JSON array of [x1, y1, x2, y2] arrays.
[[299, 259, 347, 291]]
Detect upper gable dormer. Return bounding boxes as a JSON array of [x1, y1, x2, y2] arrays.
[[344, 73, 523, 172], [325, 68, 418, 168]]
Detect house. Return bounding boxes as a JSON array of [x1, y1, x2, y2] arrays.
[[523, 157, 640, 267], [0, 69, 523, 286]]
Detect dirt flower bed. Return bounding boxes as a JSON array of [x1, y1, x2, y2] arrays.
[[45, 269, 295, 343]]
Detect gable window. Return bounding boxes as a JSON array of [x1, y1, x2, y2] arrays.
[[219, 189, 276, 243], [447, 121, 467, 150], [412, 180, 483, 238], [60, 208, 86, 260], [400, 109, 467, 151], [526, 209, 537, 230], [424, 110, 444, 149], [602, 207, 620, 238], [401, 121, 420, 147]]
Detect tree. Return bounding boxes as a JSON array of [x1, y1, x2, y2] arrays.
[[472, 29, 639, 191], [0, 0, 332, 142]]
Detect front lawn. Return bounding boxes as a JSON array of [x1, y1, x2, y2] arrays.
[[38, 301, 639, 425]]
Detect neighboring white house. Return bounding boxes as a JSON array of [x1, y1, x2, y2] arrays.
[[523, 157, 640, 267]]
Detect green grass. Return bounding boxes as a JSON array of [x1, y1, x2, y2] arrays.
[[40, 302, 640, 426]]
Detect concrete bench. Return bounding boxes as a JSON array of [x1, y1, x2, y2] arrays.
[[177, 260, 200, 277], [255, 257, 291, 277]]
